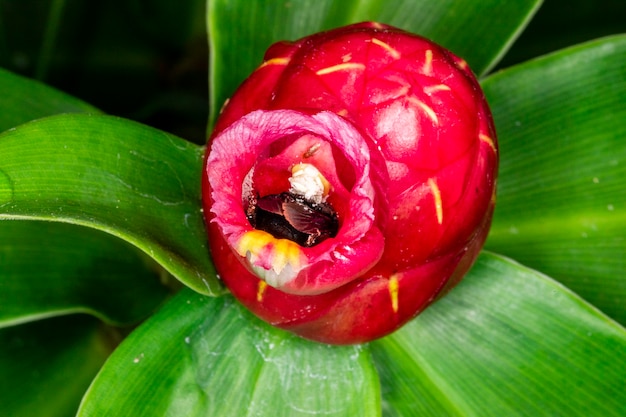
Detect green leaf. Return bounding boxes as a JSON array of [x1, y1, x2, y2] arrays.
[[0, 67, 101, 132], [0, 314, 112, 417], [0, 63, 170, 327], [372, 252, 626, 416], [482, 36, 626, 324], [0, 113, 221, 296], [208, 0, 541, 128], [77, 252, 626, 416], [0, 220, 168, 327], [78, 290, 381, 417]]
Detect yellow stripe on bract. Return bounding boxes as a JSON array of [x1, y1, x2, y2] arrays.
[[424, 84, 451, 95], [259, 57, 290, 68], [256, 280, 267, 302], [423, 49, 433, 75], [428, 178, 443, 225], [479, 133, 497, 154], [316, 62, 366, 75], [389, 275, 399, 313], [371, 38, 401, 59], [407, 97, 439, 125]]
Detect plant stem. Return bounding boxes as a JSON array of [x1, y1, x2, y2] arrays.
[[35, 0, 67, 81]]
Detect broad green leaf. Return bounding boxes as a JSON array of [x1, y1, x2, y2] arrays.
[[0, 64, 170, 327], [0, 114, 222, 295], [0, 67, 101, 132], [372, 252, 626, 416], [0, 220, 168, 327], [0, 314, 112, 417], [482, 36, 626, 324], [78, 290, 381, 417], [208, 0, 541, 128]]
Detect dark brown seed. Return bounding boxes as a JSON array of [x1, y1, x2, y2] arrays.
[[247, 192, 338, 247]]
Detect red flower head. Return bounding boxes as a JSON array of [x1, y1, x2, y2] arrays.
[[203, 22, 498, 344]]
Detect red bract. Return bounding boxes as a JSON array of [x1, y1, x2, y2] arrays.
[[202, 22, 498, 344]]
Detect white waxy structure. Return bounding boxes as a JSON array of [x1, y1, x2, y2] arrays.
[[288, 163, 329, 204]]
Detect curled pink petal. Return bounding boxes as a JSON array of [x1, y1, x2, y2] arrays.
[[207, 109, 385, 294]]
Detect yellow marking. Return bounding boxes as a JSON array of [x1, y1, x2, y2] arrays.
[[273, 239, 303, 272], [256, 280, 267, 302], [479, 133, 497, 154], [389, 275, 399, 313], [219, 98, 230, 115], [371, 38, 401, 59], [456, 58, 468, 70], [236, 230, 274, 257], [423, 49, 433, 74], [424, 84, 451, 95], [316, 62, 366, 75], [237, 229, 301, 273], [303, 143, 321, 158], [428, 178, 443, 224], [259, 57, 291, 68], [407, 97, 439, 125], [337, 109, 349, 117], [237, 229, 304, 286]]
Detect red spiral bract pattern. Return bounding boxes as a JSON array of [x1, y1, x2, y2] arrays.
[[203, 22, 498, 344]]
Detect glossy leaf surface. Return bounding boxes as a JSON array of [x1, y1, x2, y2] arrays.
[[208, 0, 541, 128], [0, 221, 167, 327], [372, 252, 626, 416], [0, 114, 221, 295], [78, 253, 626, 416], [0, 315, 112, 417], [483, 36, 626, 324], [0, 67, 170, 327], [78, 289, 381, 417]]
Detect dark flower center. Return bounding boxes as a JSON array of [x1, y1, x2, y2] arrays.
[[247, 192, 339, 247]]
